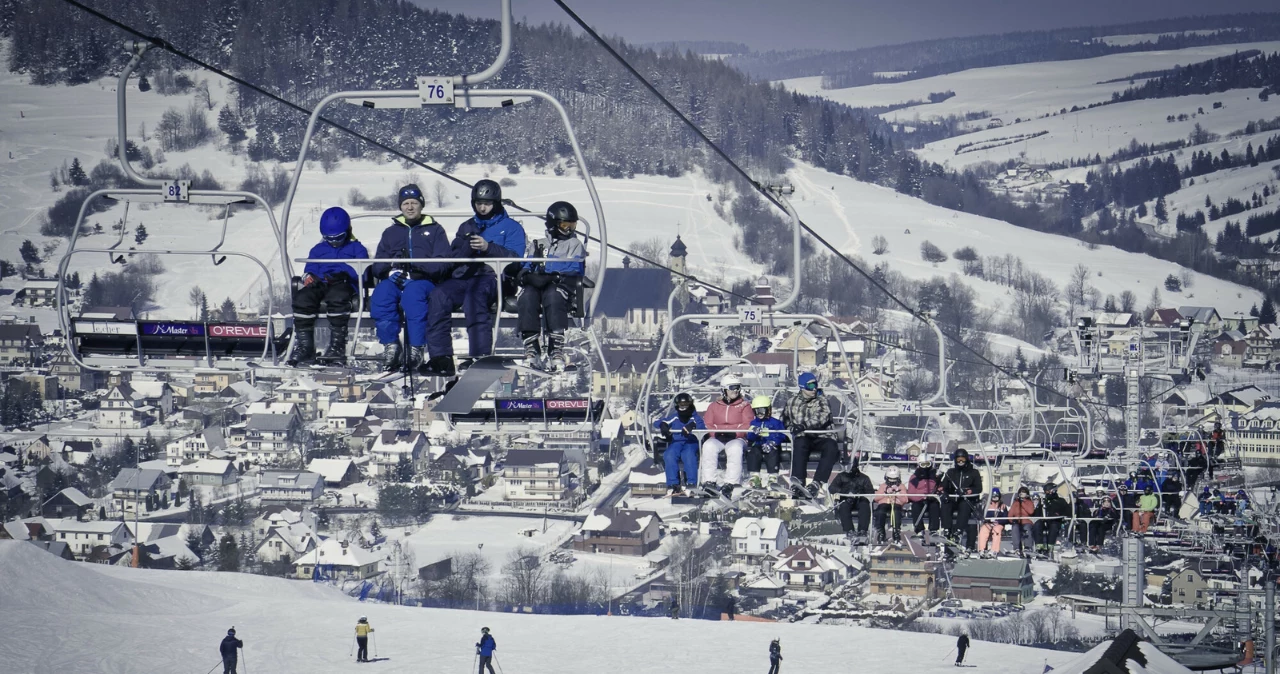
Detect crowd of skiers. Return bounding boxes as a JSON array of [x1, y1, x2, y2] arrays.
[[288, 181, 587, 376]]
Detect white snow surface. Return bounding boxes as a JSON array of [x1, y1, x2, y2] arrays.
[[0, 540, 1081, 673]]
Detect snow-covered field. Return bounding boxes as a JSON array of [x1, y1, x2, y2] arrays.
[[0, 540, 1081, 673]]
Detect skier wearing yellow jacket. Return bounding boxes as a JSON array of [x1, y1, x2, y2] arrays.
[[355, 616, 375, 662]]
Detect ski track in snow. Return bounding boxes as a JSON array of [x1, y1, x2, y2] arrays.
[[0, 541, 1078, 674]]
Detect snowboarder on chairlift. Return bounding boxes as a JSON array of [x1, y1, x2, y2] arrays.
[[517, 201, 586, 372], [745, 395, 786, 488], [476, 627, 497, 674], [369, 184, 453, 373], [908, 454, 941, 535], [782, 372, 840, 500], [654, 392, 705, 495], [288, 206, 368, 367], [701, 374, 754, 495], [426, 179, 526, 375], [354, 616, 374, 662], [219, 627, 243, 674]]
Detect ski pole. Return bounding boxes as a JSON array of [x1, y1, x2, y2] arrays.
[[205, 660, 222, 674], [943, 648, 956, 662], [349, 635, 355, 658], [494, 654, 505, 674], [473, 652, 478, 674], [373, 632, 378, 657]]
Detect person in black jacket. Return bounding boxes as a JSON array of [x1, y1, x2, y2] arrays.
[[941, 449, 983, 550], [368, 184, 454, 373], [1039, 485, 1071, 557], [1116, 484, 1138, 531], [768, 638, 782, 674], [955, 633, 970, 666], [220, 628, 243, 674], [726, 596, 737, 620], [830, 462, 874, 545]]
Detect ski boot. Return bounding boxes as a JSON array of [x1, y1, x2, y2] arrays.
[[319, 320, 349, 366], [405, 346, 425, 372], [457, 357, 475, 373], [287, 328, 316, 367], [381, 341, 403, 372], [420, 354, 455, 378], [547, 330, 567, 372], [522, 331, 543, 369]]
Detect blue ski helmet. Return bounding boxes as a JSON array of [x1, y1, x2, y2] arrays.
[[320, 207, 352, 245], [797, 372, 818, 390]]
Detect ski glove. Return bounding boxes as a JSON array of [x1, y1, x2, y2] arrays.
[[761, 441, 779, 454], [301, 272, 319, 287], [682, 421, 697, 434]]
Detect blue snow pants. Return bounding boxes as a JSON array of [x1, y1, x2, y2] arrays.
[[664, 439, 699, 487], [427, 276, 496, 358], [370, 278, 434, 346]]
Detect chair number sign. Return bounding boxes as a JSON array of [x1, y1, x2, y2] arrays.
[[162, 180, 190, 202]]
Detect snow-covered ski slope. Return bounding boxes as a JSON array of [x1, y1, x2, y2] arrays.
[[781, 41, 1280, 171], [0, 540, 1080, 674], [0, 43, 1260, 320]]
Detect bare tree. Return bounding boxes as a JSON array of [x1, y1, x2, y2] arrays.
[[433, 180, 449, 208], [1065, 263, 1090, 319], [500, 547, 548, 607], [1119, 290, 1137, 313], [871, 235, 889, 255]]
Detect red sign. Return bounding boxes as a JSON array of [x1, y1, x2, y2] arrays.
[[546, 399, 589, 410], [210, 324, 268, 338]]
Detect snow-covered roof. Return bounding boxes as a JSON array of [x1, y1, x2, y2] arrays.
[[259, 471, 323, 491], [745, 574, 785, 590], [327, 402, 370, 418], [294, 538, 380, 568], [177, 459, 235, 476], [246, 414, 297, 432], [260, 522, 316, 554], [23, 280, 59, 290], [503, 449, 565, 467], [730, 516, 785, 540], [582, 508, 657, 535], [53, 520, 126, 536], [225, 381, 267, 402], [1050, 630, 1191, 674], [306, 458, 356, 484], [775, 544, 840, 573], [109, 468, 169, 492], [246, 401, 298, 416], [128, 379, 169, 399], [47, 487, 93, 507], [278, 377, 337, 394], [629, 461, 666, 484], [372, 430, 425, 452]]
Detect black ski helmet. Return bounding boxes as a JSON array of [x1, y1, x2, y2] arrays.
[[227, 628, 236, 636], [545, 201, 578, 237], [674, 392, 694, 409], [472, 179, 502, 206], [481, 627, 491, 633]]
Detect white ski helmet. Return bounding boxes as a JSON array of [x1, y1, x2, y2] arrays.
[[721, 374, 741, 390], [886, 467, 901, 481], [917, 454, 932, 467]]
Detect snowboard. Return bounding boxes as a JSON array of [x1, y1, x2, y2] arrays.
[[429, 356, 510, 414]]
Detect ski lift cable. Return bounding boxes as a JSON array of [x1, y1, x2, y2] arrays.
[[552, 0, 1171, 415], [52, 0, 756, 308]]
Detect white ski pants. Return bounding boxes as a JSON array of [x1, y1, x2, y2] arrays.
[[700, 438, 745, 485]]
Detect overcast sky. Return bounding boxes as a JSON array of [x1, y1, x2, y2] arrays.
[[410, 0, 1276, 51]]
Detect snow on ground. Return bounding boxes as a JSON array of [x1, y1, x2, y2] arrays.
[[783, 162, 1261, 315], [398, 514, 576, 582], [780, 41, 1280, 128], [0, 540, 1080, 674]]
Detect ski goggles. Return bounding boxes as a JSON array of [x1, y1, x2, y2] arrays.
[[724, 384, 742, 392], [801, 381, 818, 391], [323, 233, 348, 245]]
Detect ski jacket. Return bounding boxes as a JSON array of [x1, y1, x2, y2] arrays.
[[746, 416, 786, 446], [941, 463, 983, 498], [524, 233, 586, 276], [1125, 476, 1155, 492], [704, 396, 755, 440], [1118, 492, 1138, 511], [477, 634, 496, 656], [220, 636, 242, 659], [830, 469, 874, 499], [449, 210, 527, 280], [957, 635, 970, 650], [983, 499, 1009, 522], [875, 482, 909, 506], [1008, 497, 1035, 524], [370, 214, 453, 281], [1071, 498, 1091, 520], [770, 642, 782, 661], [907, 468, 939, 503], [1139, 494, 1159, 512], [782, 392, 833, 431], [303, 237, 369, 287], [1043, 494, 1071, 519], [654, 409, 705, 447], [1095, 503, 1119, 522], [355, 623, 374, 637]]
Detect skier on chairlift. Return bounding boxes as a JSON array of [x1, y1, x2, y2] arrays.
[[701, 374, 754, 497], [288, 206, 368, 367], [654, 392, 704, 496], [517, 201, 585, 372]]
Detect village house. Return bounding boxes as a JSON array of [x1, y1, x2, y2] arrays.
[[828, 338, 866, 381], [1213, 336, 1248, 369], [165, 426, 229, 468], [1164, 568, 1209, 606], [772, 326, 823, 370], [19, 279, 59, 307], [573, 508, 662, 556], [1245, 325, 1280, 368], [258, 471, 325, 504], [729, 516, 789, 565], [503, 449, 572, 502], [867, 538, 936, 598], [949, 558, 1035, 604], [238, 414, 302, 464], [41, 487, 94, 521], [276, 377, 339, 421], [773, 544, 842, 592], [20, 434, 55, 463], [592, 263, 674, 339], [593, 347, 662, 399], [306, 458, 362, 488], [128, 379, 175, 420], [255, 521, 318, 564], [325, 402, 370, 431], [627, 461, 667, 497], [97, 384, 152, 429], [294, 539, 382, 580], [109, 468, 172, 515], [49, 351, 97, 392], [0, 322, 43, 366], [253, 506, 316, 538], [52, 520, 128, 559], [192, 369, 244, 396], [176, 459, 237, 487], [370, 430, 427, 478]]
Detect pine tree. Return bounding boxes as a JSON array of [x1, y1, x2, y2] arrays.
[[219, 297, 238, 322], [217, 106, 247, 144], [67, 157, 89, 186], [217, 533, 240, 572], [1261, 298, 1277, 326], [134, 224, 148, 245], [138, 75, 151, 92], [1154, 196, 1168, 224], [19, 240, 40, 266]]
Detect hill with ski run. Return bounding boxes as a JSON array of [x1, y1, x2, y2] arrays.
[[0, 540, 1084, 673]]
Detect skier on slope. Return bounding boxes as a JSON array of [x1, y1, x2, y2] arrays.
[[700, 374, 754, 496], [955, 632, 970, 666], [768, 638, 782, 674], [287, 206, 368, 367], [476, 627, 497, 674], [941, 448, 983, 551], [830, 460, 874, 546], [354, 616, 375, 663], [907, 454, 942, 536], [219, 628, 243, 674], [427, 179, 526, 374]]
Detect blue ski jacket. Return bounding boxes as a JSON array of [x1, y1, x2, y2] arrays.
[[653, 409, 705, 447], [746, 416, 787, 446], [477, 634, 496, 656], [302, 237, 369, 287], [449, 210, 526, 279], [370, 214, 453, 281]]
